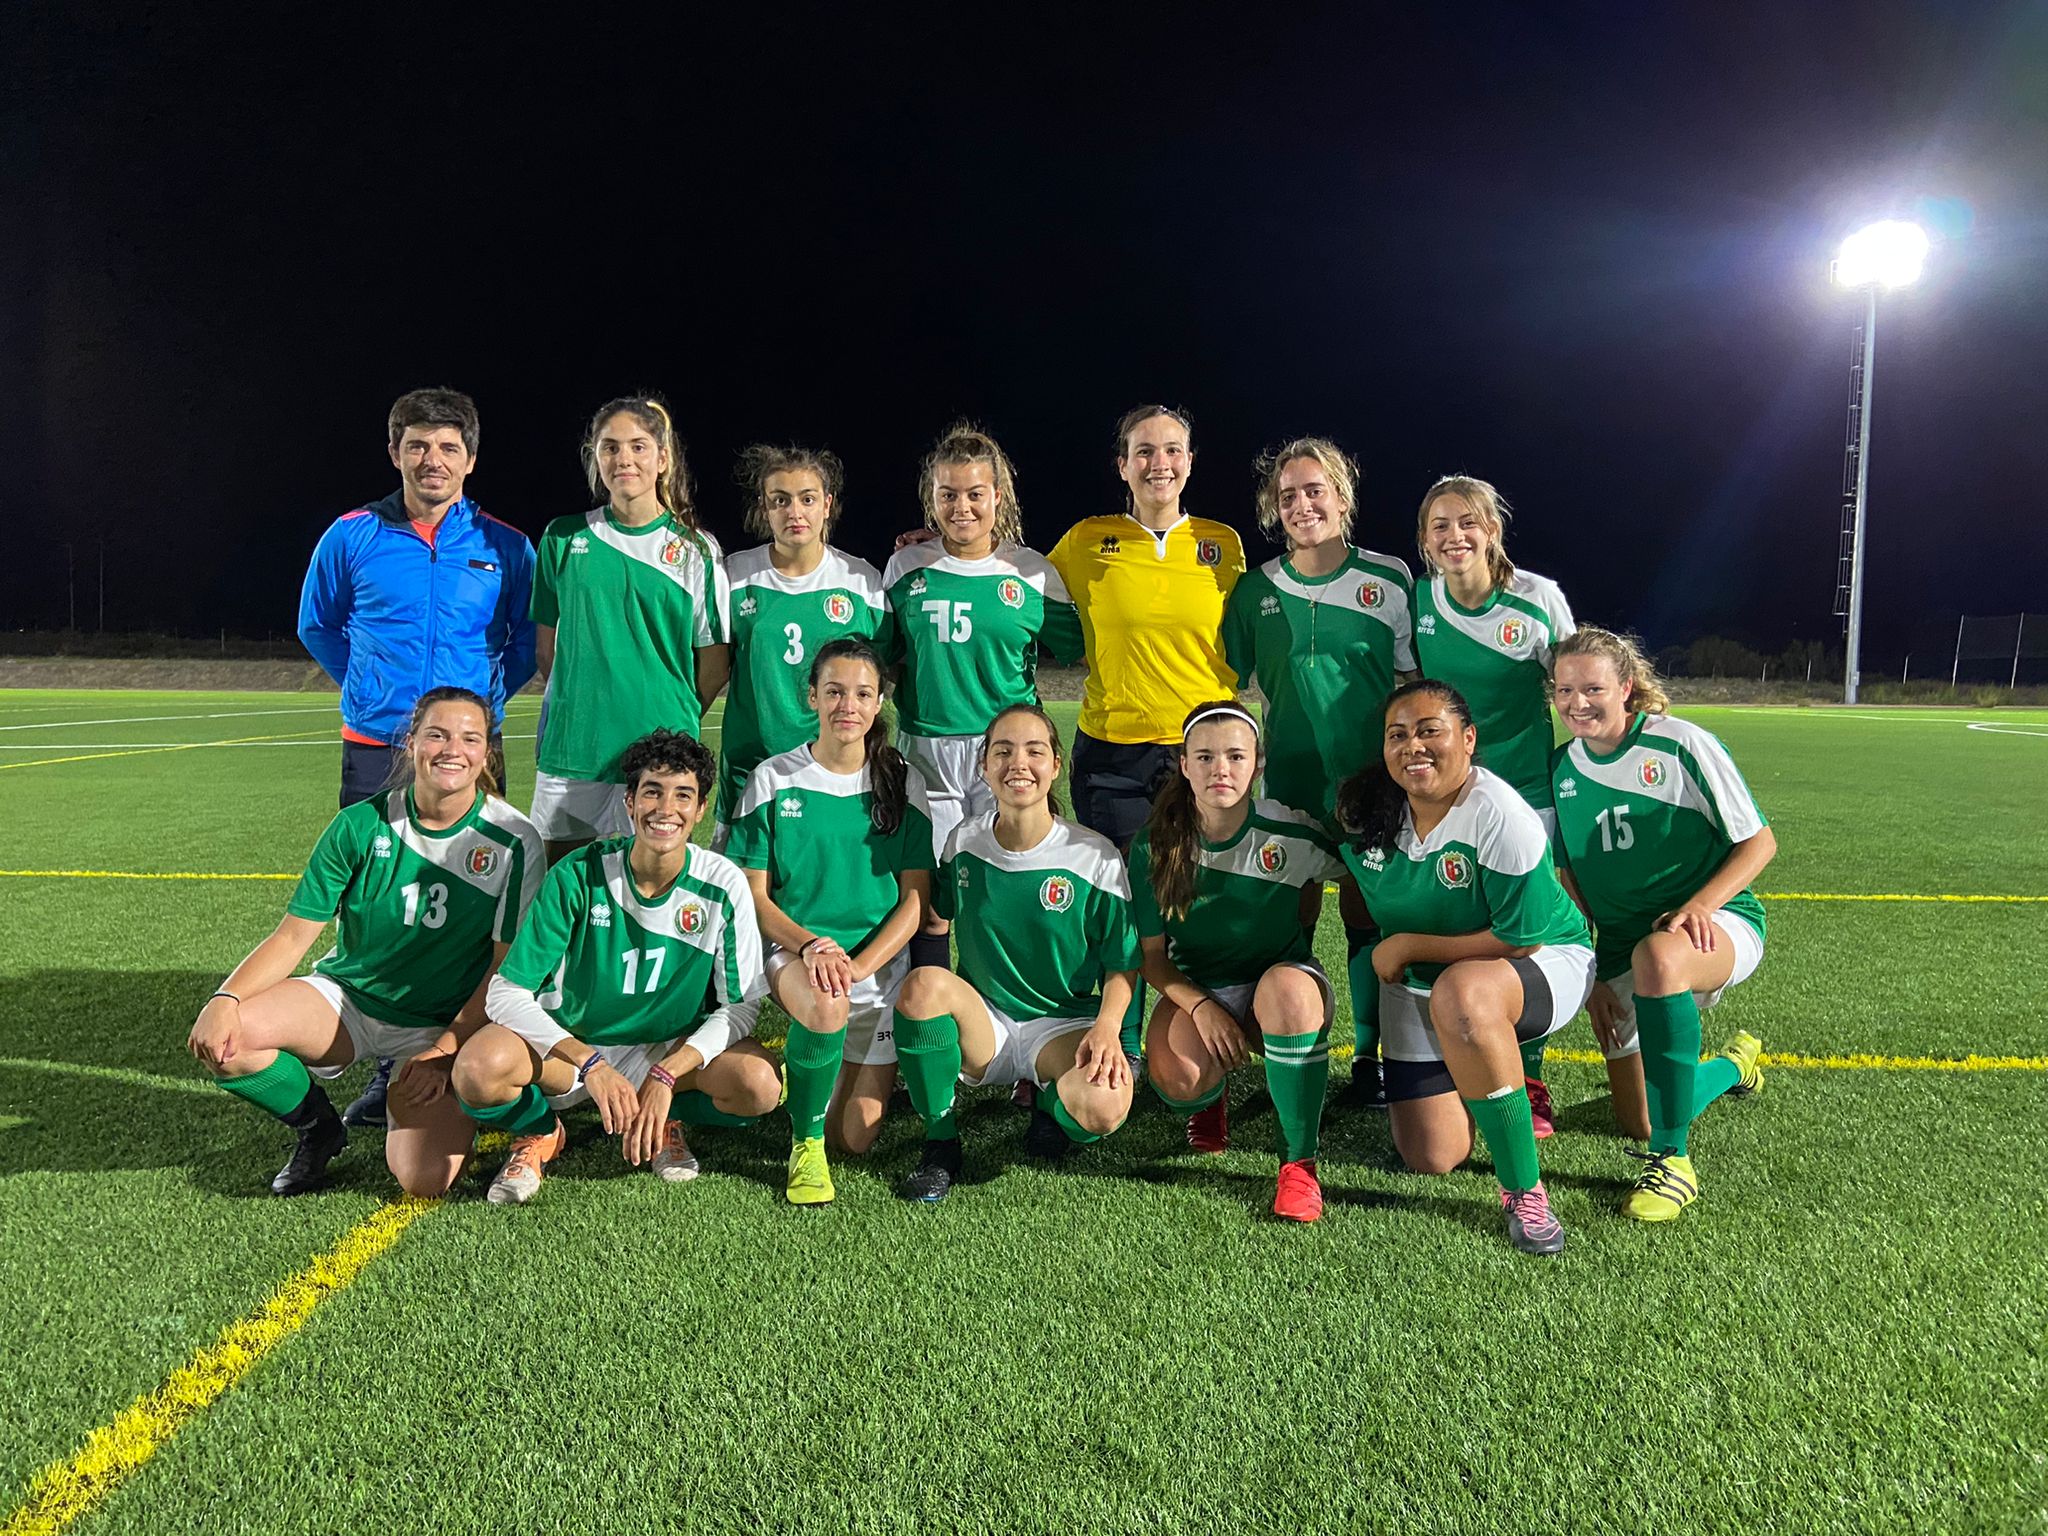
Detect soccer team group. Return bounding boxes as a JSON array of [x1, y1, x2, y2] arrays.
[[187, 390, 1776, 1256]]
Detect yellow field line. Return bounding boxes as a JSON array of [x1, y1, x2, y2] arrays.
[[0, 1197, 434, 1536], [0, 730, 331, 772], [1758, 891, 2048, 904], [0, 870, 297, 882], [1326, 1044, 2047, 1071]]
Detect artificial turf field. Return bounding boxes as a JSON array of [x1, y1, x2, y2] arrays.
[[1, 689, 2044, 1535]]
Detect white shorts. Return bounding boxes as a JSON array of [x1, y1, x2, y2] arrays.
[[897, 731, 993, 862], [295, 975, 445, 1076], [1597, 912, 1765, 1060], [765, 946, 910, 1066], [1209, 960, 1336, 1035], [543, 1036, 680, 1111], [531, 771, 630, 842], [964, 1002, 1093, 1090], [1380, 942, 1597, 1102]]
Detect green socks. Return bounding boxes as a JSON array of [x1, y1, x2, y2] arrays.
[[215, 1052, 315, 1119], [894, 1010, 962, 1140], [1262, 1026, 1330, 1162], [674, 1090, 756, 1128], [1153, 1077, 1225, 1115], [784, 1022, 847, 1142], [1465, 1084, 1542, 1193], [463, 1083, 555, 1137], [1519, 1035, 1547, 1085], [1118, 982, 1146, 1059], [1637, 989, 1738, 1153], [1345, 926, 1381, 1062], [1037, 1081, 1107, 1145]]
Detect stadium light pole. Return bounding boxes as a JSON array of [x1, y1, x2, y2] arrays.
[[1831, 219, 1930, 705]]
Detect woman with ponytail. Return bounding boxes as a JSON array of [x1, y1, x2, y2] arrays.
[[1550, 627, 1774, 1222], [1128, 702, 1345, 1222], [724, 638, 937, 1205], [529, 396, 731, 863]]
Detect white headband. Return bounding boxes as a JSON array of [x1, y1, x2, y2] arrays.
[[1183, 703, 1260, 740]]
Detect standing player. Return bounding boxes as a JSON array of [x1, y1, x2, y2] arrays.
[[714, 444, 887, 847], [529, 397, 729, 864], [889, 704, 1141, 1202], [1130, 703, 1346, 1221], [881, 424, 1083, 972], [1411, 474, 1576, 1135], [726, 639, 935, 1204], [1221, 438, 1415, 1108], [1551, 627, 1774, 1221], [1338, 681, 1595, 1255], [187, 688, 541, 1197], [297, 387, 537, 1127], [452, 729, 778, 1205]]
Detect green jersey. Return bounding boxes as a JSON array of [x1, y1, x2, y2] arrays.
[[935, 816, 1142, 1023], [1128, 799, 1345, 992], [287, 788, 541, 1033], [1412, 570, 1575, 810], [497, 838, 765, 1048], [878, 542, 1085, 737], [1340, 767, 1590, 991], [532, 509, 727, 782], [1551, 714, 1769, 980], [724, 745, 937, 953], [1221, 547, 1416, 820], [717, 545, 888, 817]]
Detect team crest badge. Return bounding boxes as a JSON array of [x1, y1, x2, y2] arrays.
[[1039, 875, 1075, 912], [1359, 580, 1384, 609], [1436, 851, 1473, 890], [1497, 617, 1529, 649], [1639, 756, 1667, 788], [997, 577, 1025, 609], [1257, 839, 1287, 875], [468, 847, 497, 877], [661, 537, 687, 567], [1196, 539, 1222, 567], [824, 593, 854, 624], [677, 901, 708, 936]]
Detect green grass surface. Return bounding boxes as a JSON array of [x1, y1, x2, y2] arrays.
[[2, 690, 2045, 1534]]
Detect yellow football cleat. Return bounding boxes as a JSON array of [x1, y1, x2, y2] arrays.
[[1720, 1031, 1764, 1096], [786, 1136, 835, 1206], [1622, 1149, 1699, 1222]]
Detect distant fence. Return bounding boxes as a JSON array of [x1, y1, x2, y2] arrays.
[[1904, 614, 2048, 688]]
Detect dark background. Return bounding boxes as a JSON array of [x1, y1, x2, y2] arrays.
[[4, 3, 2044, 668]]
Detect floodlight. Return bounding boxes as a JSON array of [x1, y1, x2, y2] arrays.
[[1832, 220, 1930, 290]]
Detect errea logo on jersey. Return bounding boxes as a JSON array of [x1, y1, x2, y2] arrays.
[[1417, 612, 1437, 636], [1359, 580, 1385, 609], [737, 594, 758, 618], [778, 795, 804, 818], [1436, 851, 1473, 889], [1639, 756, 1667, 788], [1039, 875, 1076, 912], [468, 847, 498, 877], [824, 594, 854, 624], [371, 833, 393, 859], [909, 574, 928, 597], [570, 534, 590, 554], [1360, 846, 1388, 872], [996, 578, 1025, 609], [1497, 617, 1529, 649], [1260, 594, 1280, 616], [677, 901, 708, 936], [1557, 777, 1578, 799], [590, 902, 613, 928], [1256, 839, 1287, 874]]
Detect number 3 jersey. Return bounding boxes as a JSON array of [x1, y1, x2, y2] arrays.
[[287, 788, 543, 1033], [1550, 714, 1768, 980], [935, 816, 1141, 1024], [495, 839, 767, 1048], [878, 541, 1084, 737], [717, 545, 887, 817], [1340, 767, 1589, 992]]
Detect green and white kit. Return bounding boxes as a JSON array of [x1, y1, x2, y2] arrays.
[[935, 816, 1142, 1086], [287, 787, 542, 1067], [725, 744, 937, 1065], [1220, 548, 1416, 822], [1412, 569, 1575, 814], [1551, 713, 1769, 1056], [715, 545, 887, 833]]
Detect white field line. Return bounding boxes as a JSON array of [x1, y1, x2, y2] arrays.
[[0, 707, 337, 733], [1965, 723, 2048, 738]]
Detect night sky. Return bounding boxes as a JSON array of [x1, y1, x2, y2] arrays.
[[6, 4, 2045, 668]]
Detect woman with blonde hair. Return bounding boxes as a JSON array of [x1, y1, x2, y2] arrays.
[[1550, 626, 1774, 1222]]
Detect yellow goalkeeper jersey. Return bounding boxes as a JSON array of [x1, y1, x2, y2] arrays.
[[1048, 513, 1246, 744]]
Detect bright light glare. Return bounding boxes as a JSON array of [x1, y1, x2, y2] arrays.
[[1833, 220, 1930, 289]]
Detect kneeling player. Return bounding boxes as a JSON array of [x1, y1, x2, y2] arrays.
[[1338, 681, 1596, 1256], [454, 729, 776, 1204], [188, 688, 541, 1197], [1551, 627, 1774, 1221], [726, 638, 936, 1205], [1131, 702, 1345, 1221], [892, 704, 1141, 1202]]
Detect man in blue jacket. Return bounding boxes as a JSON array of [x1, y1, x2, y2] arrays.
[[298, 386, 537, 1124]]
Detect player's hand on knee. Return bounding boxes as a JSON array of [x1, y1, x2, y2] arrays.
[[586, 1060, 639, 1137], [1371, 935, 1415, 986], [1076, 1022, 1129, 1090], [1656, 903, 1718, 952], [623, 1079, 672, 1165], [1191, 997, 1248, 1070], [188, 997, 241, 1070], [390, 1050, 452, 1113], [1586, 982, 1624, 1053]]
